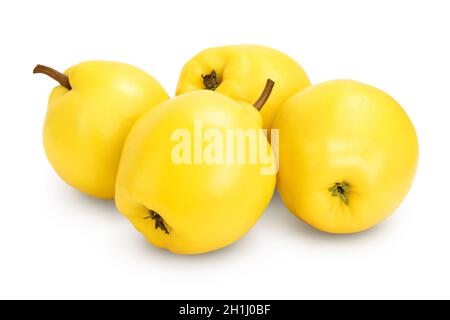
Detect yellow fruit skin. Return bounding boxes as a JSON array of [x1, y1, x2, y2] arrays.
[[115, 91, 276, 254], [273, 80, 419, 233], [43, 61, 169, 199], [176, 45, 310, 129]]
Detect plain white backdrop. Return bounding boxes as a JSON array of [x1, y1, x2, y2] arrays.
[[0, 0, 449, 299]]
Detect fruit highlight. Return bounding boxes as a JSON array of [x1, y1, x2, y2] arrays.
[[36, 61, 169, 199], [115, 79, 277, 254], [176, 45, 310, 129], [37, 45, 419, 254], [273, 80, 418, 233]]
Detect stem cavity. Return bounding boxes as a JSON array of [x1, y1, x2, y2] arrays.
[[202, 70, 220, 90], [253, 79, 275, 111], [329, 181, 351, 205], [33, 64, 71, 90], [145, 210, 169, 234]]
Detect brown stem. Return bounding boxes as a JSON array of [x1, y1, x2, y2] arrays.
[[144, 210, 169, 235], [253, 79, 275, 111], [33, 64, 71, 90], [202, 70, 220, 91]]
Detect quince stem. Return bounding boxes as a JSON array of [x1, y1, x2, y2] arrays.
[[145, 210, 169, 235], [253, 79, 275, 111], [202, 70, 220, 90], [33, 64, 71, 90], [329, 181, 351, 205]]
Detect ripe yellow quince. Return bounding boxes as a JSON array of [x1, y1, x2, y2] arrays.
[[273, 80, 418, 233], [115, 81, 277, 254], [176, 45, 310, 129], [35, 61, 169, 199]]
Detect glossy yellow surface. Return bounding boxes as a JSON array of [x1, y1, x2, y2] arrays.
[[115, 91, 276, 254], [273, 80, 418, 233], [176, 45, 310, 129], [43, 61, 169, 199]]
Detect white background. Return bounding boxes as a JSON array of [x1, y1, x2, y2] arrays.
[[0, 0, 449, 300]]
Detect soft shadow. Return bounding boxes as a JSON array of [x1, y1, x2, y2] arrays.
[[264, 190, 390, 244], [138, 237, 251, 263], [69, 190, 116, 212], [118, 190, 394, 261], [132, 230, 255, 263], [120, 217, 260, 264], [46, 178, 117, 216]]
